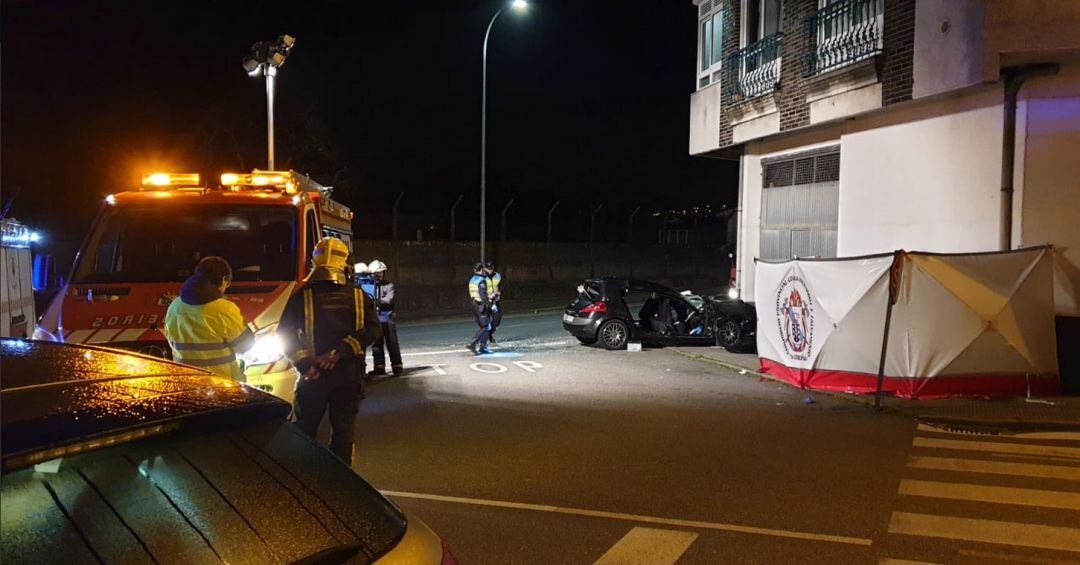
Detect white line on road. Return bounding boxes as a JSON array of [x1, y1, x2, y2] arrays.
[[912, 437, 1080, 459], [907, 456, 1080, 481], [593, 527, 698, 565], [898, 479, 1080, 510], [381, 490, 873, 546], [401, 349, 469, 357], [887, 512, 1080, 553], [916, 424, 1080, 442]]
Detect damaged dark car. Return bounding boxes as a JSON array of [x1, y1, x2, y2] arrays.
[[562, 278, 756, 352]]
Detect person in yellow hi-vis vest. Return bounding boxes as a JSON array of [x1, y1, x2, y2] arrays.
[[279, 237, 381, 464], [163, 256, 254, 380]]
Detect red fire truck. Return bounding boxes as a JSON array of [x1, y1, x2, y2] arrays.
[[34, 170, 354, 400]]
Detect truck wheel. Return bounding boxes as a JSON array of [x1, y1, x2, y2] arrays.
[[599, 319, 629, 350], [576, 336, 598, 345]]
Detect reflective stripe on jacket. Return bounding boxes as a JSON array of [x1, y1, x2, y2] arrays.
[[468, 274, 489, 304], [163, 297, 252, 381]]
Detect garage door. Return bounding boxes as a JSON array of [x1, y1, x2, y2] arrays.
[[760, 147, 840, 260]]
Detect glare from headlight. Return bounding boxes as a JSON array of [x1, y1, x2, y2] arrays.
[[727, 287, 739, 300], [242, 333, 285, 366]]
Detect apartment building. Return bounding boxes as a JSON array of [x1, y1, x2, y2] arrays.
[[689, 0, 1080, 373]]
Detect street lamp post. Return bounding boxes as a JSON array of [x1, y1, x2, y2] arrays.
[[243, 35, 296, 170], [480, 0, 528, 263]]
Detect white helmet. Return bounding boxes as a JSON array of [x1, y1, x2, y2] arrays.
[[354, 262, 369, 274], [369, 260, 388, 273]]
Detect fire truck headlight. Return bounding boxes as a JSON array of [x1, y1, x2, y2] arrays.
[[727, 287, 739, 300], [105, 194, 117, 206], [242, 332, 285, 367]]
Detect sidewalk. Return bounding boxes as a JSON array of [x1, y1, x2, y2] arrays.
[[675, 347, 1080, 431]]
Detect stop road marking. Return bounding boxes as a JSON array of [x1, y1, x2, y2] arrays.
[[465, 360, 544, 374]]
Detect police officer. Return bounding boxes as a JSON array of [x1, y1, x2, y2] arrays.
[[367, 259, 402, 376], [483, 260, 503, 343], [163, 256, 254, 380], [466, 262, 492, 355], [280, 237, 381, 465]]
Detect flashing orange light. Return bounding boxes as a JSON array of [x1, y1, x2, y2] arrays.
[[220, 171, 297, 193], [220, 173, 240, 186], [141, 173, 200, 188]]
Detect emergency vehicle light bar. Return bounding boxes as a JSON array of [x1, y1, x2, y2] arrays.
[[220, 171, 298, 194], [141, 173, 201, 188]]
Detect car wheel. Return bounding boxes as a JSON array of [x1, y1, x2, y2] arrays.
[[717, 318, 742, 350], [576, 336, 598, 345], [599, 319, 629, 350]]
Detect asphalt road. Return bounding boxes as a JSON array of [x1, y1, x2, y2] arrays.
[[341, 311, 1080, 564]]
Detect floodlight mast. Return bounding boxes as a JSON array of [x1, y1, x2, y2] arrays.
[[242, 35, 295, 170]]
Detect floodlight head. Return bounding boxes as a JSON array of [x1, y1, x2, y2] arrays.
[[242, 56, 261, 76], [268, 50, 287, 67], [277, 34, 296, 52], [511, 0, 528, 11]]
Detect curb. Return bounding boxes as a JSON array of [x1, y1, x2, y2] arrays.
[[673, 349, 1080, 431]]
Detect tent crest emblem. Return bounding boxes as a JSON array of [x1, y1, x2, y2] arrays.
[[776, 274, 815, 362]]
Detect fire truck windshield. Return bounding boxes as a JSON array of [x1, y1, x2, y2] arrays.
[[73, 205, 297, 283]]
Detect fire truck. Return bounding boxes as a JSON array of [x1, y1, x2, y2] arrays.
[[34, 171, 355, 400], [2, 218, 37, 339]]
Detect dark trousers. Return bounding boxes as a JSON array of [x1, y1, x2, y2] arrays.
[[294, 357, 363, 465], [470, 303, 491, 349], [491, 301, 503, 332], [371, 320, 402, 374]]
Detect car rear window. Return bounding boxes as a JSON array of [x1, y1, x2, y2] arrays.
[[1, 421, 406, 564]]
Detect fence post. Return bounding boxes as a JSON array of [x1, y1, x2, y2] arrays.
[[589, 203, 604, 247], [547, 200, 561, 243], [874, 251, 903, 411], [627, 206, 641, 244], [391, 192, 405, 241], [449, 194, 463, 242], [500, 199, 515, 242]]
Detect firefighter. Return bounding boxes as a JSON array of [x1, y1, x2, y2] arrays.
[[163, 256, 254, 381], [484, 260, 503, 343], [367, 259, 402, 376], [280, 237, 381, 465], [467, 262, 492, 355]]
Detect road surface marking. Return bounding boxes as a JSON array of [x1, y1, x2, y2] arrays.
[[401, 349, 469, 357], [916, 424, 1080, 442], [912, 437, 1080, 459], [381, 490, 873, 546], [888, 512, 1080, 553], [512, 361, 543, 372], [593, 527, 698, 565], [469, 362, 508, 373], [907, 456, 1080, 481], [428, 364, 447, 375], [957, 548, 1080, 564], [898, 479, 1080, 510]]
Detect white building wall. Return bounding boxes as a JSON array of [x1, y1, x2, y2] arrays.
[[1017, 62, 1080, 316], [913, 0, 985, 99]]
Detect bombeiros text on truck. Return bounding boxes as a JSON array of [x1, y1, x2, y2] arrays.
[[34, 170, 355, 400]]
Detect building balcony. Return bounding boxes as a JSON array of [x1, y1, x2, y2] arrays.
[[725, 32, 784, 105], [803, 0, 884, 77]]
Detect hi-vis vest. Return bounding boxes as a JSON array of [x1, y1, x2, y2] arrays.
[[163, 297, 250, 381], [489, 272, 502, 297], [469, 274, 488, 303]]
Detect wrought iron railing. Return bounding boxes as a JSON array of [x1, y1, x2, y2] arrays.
[[724, 32, 783, 104], [803, 0, 883, 77]]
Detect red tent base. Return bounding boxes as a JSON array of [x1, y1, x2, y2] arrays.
[[759, 358, 1061, 400]]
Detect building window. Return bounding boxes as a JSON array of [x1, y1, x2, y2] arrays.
[[804, 0, 884, 77], [759, 148, 840, 260], [697, 2, 724, 89]]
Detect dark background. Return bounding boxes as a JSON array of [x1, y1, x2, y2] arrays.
[[2, 0, 737, 257]]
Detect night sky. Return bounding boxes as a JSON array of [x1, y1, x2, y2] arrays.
[[2, 0, 737, 249]]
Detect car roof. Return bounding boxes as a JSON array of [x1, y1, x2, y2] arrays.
[[0, 339, 289, 469], [591, 278, 679, 294]]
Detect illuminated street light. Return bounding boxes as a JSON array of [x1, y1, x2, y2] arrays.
[[480, 2, 529, 262], [242, 35, 296, 169]]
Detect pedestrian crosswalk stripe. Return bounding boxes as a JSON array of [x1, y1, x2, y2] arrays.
[[888, 512, 1080, 553], [907, 455, 1080, 481], [898, 479, 1080, 510], [593, 527, 698, 565], [916, 424, 1080, 442], [912, 437, 1080, 459]]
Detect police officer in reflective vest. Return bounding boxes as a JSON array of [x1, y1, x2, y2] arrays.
[[163, 256, 254, 380], [484, 260, 503, 343], [280, 237, 381, 464], [367, 259, 402, 376], [466, 262, 492, 355]]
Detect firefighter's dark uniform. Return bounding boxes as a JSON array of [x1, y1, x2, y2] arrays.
[[280, 268, 381, 464], [371, 279, 402, 375], [467, 272, 491, 353]]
